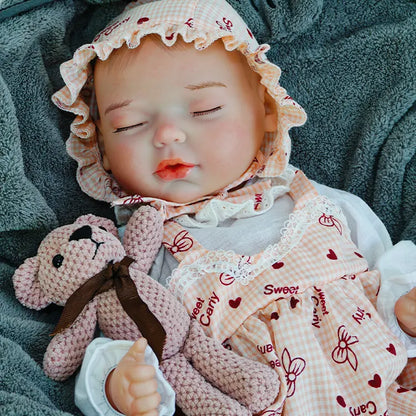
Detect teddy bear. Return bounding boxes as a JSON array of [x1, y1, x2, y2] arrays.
[[13, 205, 280, 415]]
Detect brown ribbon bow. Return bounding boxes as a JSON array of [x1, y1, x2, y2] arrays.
[[52, 256, 166, 361]]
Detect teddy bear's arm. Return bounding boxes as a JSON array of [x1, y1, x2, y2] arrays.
[[183, 320, 280, 413], [43, 300, 98, 381], [123, 205, 164, 273], [160, 353, 252, 416]]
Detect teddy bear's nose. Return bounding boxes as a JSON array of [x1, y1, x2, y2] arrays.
[[69, 225, 92, 241]]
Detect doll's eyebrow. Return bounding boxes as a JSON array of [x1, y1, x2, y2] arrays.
[[104, 99, 133, 115], [185, 81, 227, 90], [103, 83, 225, 115]]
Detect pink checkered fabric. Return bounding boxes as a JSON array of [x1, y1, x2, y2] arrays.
[[163, 169, 416, 415], [52, 0, 306, 214]]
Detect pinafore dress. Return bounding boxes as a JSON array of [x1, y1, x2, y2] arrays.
[[163, 170, 416, 415]]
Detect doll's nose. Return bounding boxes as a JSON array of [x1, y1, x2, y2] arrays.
[[153, 122, 186, 148], [69, 225, 92, 241]]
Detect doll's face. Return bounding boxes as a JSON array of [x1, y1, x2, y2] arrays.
[[94, 36, 276, 203]]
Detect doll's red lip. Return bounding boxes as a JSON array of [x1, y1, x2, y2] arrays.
[[154, 159, 195, 180]]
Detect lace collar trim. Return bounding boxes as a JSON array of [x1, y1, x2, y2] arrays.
[[168, 195, 348, 302]]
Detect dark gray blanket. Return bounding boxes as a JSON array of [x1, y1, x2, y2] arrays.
[[1, 0, 415, 414]]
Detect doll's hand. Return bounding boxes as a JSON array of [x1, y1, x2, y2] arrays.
[[395, 287, 416, 337], [106, 338, 161, 416]]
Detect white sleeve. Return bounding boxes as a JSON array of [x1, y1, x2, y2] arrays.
[[312, 181, 393, 268], [75, 338, 176, 416], [313, 181, 416, 357]]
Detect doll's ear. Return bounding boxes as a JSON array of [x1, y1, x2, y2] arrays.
[[263, 90, 278, 133], [13, 256, 50, 310], [96, 125, 111, 172], [74, 214, 118, 238]]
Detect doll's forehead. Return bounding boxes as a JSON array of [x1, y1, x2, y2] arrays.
[[93, 35, 259, 88]]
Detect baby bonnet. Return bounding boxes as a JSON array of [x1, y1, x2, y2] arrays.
[[52, 0, 306, 208]]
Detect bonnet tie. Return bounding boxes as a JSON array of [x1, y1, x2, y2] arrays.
[[51, 256, 166, 361]]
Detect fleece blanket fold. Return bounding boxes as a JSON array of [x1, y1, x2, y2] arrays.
[[0, 0, 415, 414]]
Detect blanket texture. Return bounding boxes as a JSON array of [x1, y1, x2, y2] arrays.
[[0, 0, 415, 414]]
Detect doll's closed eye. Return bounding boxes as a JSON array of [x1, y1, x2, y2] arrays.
[[112, 106, 223, 133], [113, 122, 147, 133], [192, 105, 223, 117]]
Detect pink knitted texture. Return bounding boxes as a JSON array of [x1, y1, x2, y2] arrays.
[[123, 205, 164, 273], [98, 206, 191, 354], [160, 354, 251, 416], [74, 214, 119, 238], [13, 206, 280, 414], [13, 256, 48, 310], [183, 320, 280, 414], [44, 301, 98, 381]]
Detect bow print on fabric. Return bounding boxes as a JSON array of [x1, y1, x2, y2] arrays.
[[331, 325, 359, 371], [281, 348, 306, 398], [163, 230, 194, 254], [319, 213, 343, 235]]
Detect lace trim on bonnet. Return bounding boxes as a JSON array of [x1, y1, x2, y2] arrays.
[[51, 0, 307, 216]]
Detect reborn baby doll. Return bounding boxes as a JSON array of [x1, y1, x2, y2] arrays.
[[13, 205, 279, 415], [50, 0, 416, 414]]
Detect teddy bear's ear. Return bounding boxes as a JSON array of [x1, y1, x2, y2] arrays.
[[13, 256, 51, 310], [74, 214, 118, 237]]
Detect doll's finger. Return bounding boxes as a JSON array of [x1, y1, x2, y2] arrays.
[[130, 391, 161, 415], [129, 338, 148, 358], [123, 339, 148, 365], [130, 410, 158, 416], [126, 363, 157, 382], [405, 287, 416, 300], [141, 411, 159, 416], [395, 293, 416, 336], [129, 377, 158, 398], [137, 411, 158, 416], [396, 291, 416, 316]]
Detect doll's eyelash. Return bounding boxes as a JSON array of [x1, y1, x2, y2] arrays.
[[192, 106, 223, 117], [113, 122, 146, 133], [112, 107, 222, 132]]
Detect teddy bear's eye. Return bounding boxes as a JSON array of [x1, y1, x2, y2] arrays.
[[99, 226, 107, 232], [52, 254, 64, 269]]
